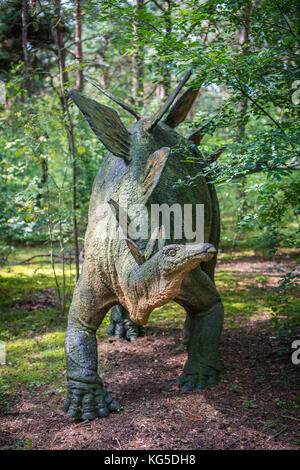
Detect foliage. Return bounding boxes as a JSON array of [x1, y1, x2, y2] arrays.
[[268, 261, 300, 335], [0, 0, 299, 328]]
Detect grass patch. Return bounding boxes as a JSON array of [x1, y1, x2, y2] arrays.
[[0, 252, 75, 406], [148, 303, 186, 327], [0, 245, 299, 409]]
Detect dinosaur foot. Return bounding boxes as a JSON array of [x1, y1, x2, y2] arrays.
[[64, 379, 122, 420], [175, 340, 188, 351], [176, 366, 220, 392], [107, 320, 142, 342]]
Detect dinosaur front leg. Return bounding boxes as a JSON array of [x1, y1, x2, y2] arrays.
[[64, 272, 121, 420], [175, 268, 224, 391], [177, 301, 224, 391]]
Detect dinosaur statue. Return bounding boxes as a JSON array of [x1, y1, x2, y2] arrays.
[[64, 72, 224, 420]]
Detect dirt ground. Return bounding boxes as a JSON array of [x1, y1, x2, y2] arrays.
[[0, 254, 299, 451]]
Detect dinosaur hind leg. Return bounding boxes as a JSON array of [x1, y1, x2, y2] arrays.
[[107, 305, 142, 341]]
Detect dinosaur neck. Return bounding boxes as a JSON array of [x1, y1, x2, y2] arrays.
[[121, 257, 185, 325]]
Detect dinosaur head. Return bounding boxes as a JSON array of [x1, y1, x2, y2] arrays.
[[157, 243, 216, 277], [127, 241, 216, 325]]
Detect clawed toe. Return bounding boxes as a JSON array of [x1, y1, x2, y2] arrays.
[[64, 381, 122, 420], [182, 380, 195, 392], [176, 368, 220, 393], [105, 393, 122, 412]]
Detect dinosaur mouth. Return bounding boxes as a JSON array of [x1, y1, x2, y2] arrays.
[[204, 245, 216, 254], [174, 244, 216, 268], [187, 243, 216, 260]]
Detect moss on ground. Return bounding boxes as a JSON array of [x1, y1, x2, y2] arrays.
[[0, 246, 299, 410]]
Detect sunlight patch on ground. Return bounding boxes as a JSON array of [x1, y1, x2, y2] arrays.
[[0, 250, 299, 407]]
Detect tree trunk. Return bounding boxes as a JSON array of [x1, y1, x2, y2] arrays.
[[102, 34, 110, 89], [236, 3, 252, 221], [74, 0, 83, 91], [21, 0, 32, 95], [237, 3, 251, 143], [162, 0, 172, 98], [132, 0, 144, 107], [36, 157, 48, 209], [54, 0, 68, 86], [153, 0, 172, 101], [55, 0, 80, 283]]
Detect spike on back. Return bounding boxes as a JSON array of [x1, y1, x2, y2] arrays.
[[207, 146, 226, 163], [144, 227, 159, 260], [188, 122, 211, 145], [85, 76, 141, 120], [125, 239, 145, 264], [164, 88, 199, 129], [158, 225, 166, 250], [69, 70, 206, 167], [68, 90, 131, 162], [146, 70, 193, 132], [107, 198, 132, 235], [142, 147, 171, 203]]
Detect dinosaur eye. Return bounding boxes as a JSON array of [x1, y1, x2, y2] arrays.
[[168, 249, 176, 257]]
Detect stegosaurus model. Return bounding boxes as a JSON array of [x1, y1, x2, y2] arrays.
[[64, 72, 224, 420]]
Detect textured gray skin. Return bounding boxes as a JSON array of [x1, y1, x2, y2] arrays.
[[64, 92, 224, 421]]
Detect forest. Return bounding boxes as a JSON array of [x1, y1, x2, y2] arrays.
[[0, 0, 299, 451]]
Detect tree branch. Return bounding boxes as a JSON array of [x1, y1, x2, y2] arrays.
[[10, 253, 83, 266], [228, 161, 300, 180], [274, 0, 298, 40], [235, 80, 293, 145], [150, 0, 164, 11], [63, 34, 102, 51], [180, 20, 201, 41], [66, 48, 76, 57], [207, 25, 221, 44], [202, 19, 211, 45]]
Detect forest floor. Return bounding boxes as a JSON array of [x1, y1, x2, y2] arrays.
[[0, 248, 299, 450]]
